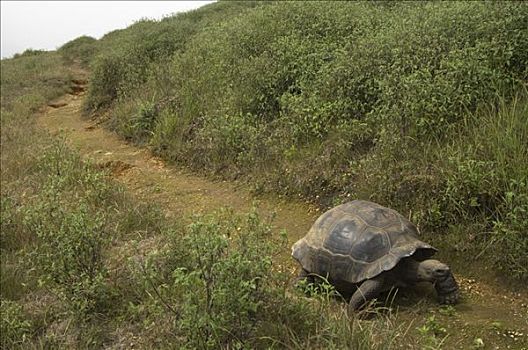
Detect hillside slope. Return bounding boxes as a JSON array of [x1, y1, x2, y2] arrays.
[[1, 2, 528, 347], [72, 1, 528, 280], [39, 78, 528, 349]]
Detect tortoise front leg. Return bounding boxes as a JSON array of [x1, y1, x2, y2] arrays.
[[435, 272, 459, 305], [348, 276, 386, 313]]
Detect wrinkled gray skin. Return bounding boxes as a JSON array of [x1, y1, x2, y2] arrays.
[[297, 257, 459, 313]]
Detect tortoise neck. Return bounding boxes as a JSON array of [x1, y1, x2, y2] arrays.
[[397, 258, 434, 283]]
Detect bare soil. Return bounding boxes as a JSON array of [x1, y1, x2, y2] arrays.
[[39, 81, 527, 349]]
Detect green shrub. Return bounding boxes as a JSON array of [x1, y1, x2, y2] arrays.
[[59, 35, 98, 67], [491, 180, 528, 278], [110, 98, 160, 143], [1, 53, 71, 112], [12, 49, 47, 59], [0, 299, 32, 348], [127, 209, 403, 349], [132, 209, 278, 348], [7, 137, 164, 320], [82, 1, 528, 279], [83, 53, 123, 113], [141, 1, 526, 190], [1, 50, 166, 344], [26, 201, 110, 318], [83, 2, 263, 114]]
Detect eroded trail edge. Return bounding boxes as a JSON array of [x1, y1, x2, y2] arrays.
[[39, 88, 528, 348]]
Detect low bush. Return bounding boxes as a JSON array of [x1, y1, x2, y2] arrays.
[[82, 1, 265, 114], [428, 94, 527, 277], [3, 1, 528, 346], [126, 209, 403, 349], [0, 51, 164, 345], [25, 198, 110, 318], [80, 1, 528, 279], [0, 300, 32, 348], [59, 35, 98, 67], [12, 49, 47, 59]]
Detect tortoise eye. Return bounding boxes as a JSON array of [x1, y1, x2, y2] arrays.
[[435, 267, 449, 275]]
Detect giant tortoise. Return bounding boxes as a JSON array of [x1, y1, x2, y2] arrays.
[[292, 200, 459, 312]]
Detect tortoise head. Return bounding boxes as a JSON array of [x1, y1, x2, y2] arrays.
[[416, 259, 451, 281], [416, 259, 459, 305]]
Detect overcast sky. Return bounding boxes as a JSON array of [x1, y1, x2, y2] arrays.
[[1, 1, 215, 59]]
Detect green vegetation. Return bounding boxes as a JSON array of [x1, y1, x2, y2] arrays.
[[82, 1, 527, 280], [417, 315, 448, 349], [58, 35, 98, 67], [83, 1, 269, 114], [2, 1, 528, 347], [1, 52, 162, 347], [0, 49, 402, 349], [123, 210, 402, 348], [12, 49, 48, 59]]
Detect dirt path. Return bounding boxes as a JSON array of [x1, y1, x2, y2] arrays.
[[39, 82, 527, 349]]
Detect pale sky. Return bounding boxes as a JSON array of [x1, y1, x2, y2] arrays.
[[0, 1, 215, 59]]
